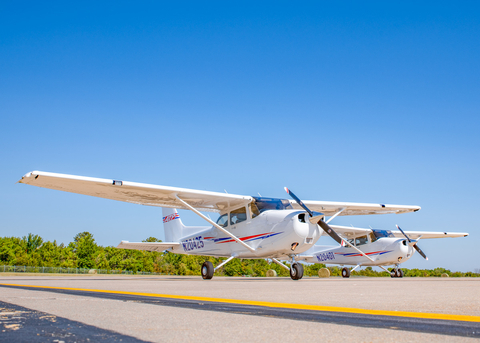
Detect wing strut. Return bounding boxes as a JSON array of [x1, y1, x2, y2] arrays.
[[174, 194, 256, 253], [325, 208, 346, 224]]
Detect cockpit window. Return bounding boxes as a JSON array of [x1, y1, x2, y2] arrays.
[[252, 197, 293, 213], [355, 235, 368, 246], [230, 207, 247, 225], [249, 202, 260, 219], [372, 229, 394, 239], [216, 213, 228, 228], [346, 238, 354, 247]]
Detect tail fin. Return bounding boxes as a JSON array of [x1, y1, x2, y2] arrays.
[[162, 208, 185, 242]]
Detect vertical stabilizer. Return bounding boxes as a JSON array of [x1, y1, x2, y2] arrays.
[[162, 208, 185, 242]]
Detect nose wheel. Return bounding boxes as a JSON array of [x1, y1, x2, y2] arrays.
[[390, 268, 404, 278], [290, 263, 304, 280], [341, 267, 351, 278]]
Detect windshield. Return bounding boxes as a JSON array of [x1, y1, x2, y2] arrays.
[[372, 229, 394, 239], [216, 213, 228, 227], [252, 197, 293, 213]]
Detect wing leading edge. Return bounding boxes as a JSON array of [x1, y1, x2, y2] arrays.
[[326, 225, 468, 240], [292, 200, 421, 216], [18, 171, 252, 212]]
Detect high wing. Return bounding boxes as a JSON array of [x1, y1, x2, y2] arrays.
[[329, 225, 372, 239], [18, 171, 252, 212], [390, 231, 469, 239], [18, 171, 420, 216], [290, 200, 420, 216], [117, 241, 180, 252], [327, 225, 469, 240]]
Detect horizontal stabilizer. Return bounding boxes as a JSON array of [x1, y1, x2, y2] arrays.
[[117, 241, 180, 252]]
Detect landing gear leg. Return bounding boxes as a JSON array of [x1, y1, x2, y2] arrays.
[[341, 267, 351, 278], [201, 261, 214, 280]]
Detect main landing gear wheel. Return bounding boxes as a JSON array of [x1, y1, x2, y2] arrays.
[[341, 267, 351, 278], [290, 263, 304, 280], [201, 261, 214, 280]]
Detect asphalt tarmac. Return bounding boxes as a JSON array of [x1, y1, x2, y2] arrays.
[[0, 275, 479, 342]]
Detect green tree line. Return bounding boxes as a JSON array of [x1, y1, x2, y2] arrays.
[[0, 233, 478, 277]]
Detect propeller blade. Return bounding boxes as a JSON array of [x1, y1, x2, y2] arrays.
[[284, 187, 343, 245], [397, 225, 428, 260], [413, 244, 428, 260], [396, 225, 412, 243], [284, 187, 313, 217], [318, 220, 343, 245]]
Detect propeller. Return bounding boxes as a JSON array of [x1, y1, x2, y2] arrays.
[[396, 224, 428, 260], [284, 187, 343, 245]]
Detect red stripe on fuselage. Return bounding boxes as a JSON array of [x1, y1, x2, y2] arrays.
[[335, 250, 386, 257], [217, 232, 271, 244]]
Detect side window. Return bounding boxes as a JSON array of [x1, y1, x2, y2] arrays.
[[355, 236, 368, 246], [230, 207, 247, 225], [216, 213, 228, 228], [346, 238, 355, 248], [249, 203, 260, 219]]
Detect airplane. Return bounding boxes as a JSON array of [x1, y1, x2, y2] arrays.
[[18, 171, 468, 280], [298, 224, 468, 278]]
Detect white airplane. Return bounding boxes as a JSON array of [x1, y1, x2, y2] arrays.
[[18, 171, 468, 280], [299, 224, 468, 278]]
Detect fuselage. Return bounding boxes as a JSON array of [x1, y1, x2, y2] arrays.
[[170, 209, 321, 259], [302, 237, 415, 266]]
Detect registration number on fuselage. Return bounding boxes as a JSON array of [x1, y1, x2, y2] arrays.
[[316, 252, 335, 262], [182, 236, 204, 252]]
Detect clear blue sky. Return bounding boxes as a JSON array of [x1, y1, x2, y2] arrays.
[[1, 1, 479, 272]]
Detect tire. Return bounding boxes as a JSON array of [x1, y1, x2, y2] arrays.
[[296, 263, 304, 280], [342, 267, 350, 278], [290, 263, 301, 280], [201, 261, 214, 280], [390, 268, 396, 278], [397, 269, 404, 278]]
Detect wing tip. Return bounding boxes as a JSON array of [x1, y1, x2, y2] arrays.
[[18, 170, 43, 184]]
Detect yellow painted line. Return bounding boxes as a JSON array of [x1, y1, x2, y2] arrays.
[[1, 283, 479, 323]]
